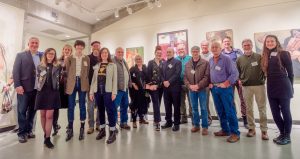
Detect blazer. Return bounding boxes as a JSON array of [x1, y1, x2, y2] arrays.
[[184, 57, 210, 91], [12, 51, 43, 92], [161, 57, 182, 88], [89, 62, 118, 95], [65, 55, 90, 94], [36, 64, 61, 91]]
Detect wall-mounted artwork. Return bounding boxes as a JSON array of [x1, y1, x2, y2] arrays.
[[206, 29, 234, 46], [254, 29, 300, 78], [157, 29, 189, 60], [126, 47, 144, 68]]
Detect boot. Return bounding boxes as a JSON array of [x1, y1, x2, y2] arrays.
[[44, 137, 54, 149], [133, 122, 137, 128], [242, 116, 249, 129], [106, 130, 116, 144], [65, 128, 73, 141], [96, 128, 106, 140], [52, 124, 61, 136], [79, 127, 85, 140]]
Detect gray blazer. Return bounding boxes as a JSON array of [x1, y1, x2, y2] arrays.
[[36, 64, 61, 91], [89, 62, 118, 95]]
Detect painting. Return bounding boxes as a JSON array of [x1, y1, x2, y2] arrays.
[[206, 29, 234, 46], [157, 29, 189, 60], [126, 47, 144, 68], [254, 29, 300, 79]]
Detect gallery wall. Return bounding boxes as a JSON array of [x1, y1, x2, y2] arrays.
[[91, 0, 300, 120]]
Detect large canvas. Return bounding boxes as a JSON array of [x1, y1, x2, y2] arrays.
[[254, 29, 300, 78], [206, 29, 234, 46], [126, 47, 144, 69], [157, 29, 188, 60]]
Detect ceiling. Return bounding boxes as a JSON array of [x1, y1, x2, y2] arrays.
[[24, 16, 87, 40], [34, 0, 140, 24]]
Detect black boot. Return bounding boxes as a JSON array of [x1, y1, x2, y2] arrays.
[[106, 130, 116, 144], [96, 128, 106, 140], [44, 137, 54, 149], [242, 116, 249, 129], [79, 122, 85, 140], [65, 128, 73, 141], [52, 124, 61, 136]]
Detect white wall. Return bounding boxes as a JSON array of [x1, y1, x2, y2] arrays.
[[92, 0, 300, 120]]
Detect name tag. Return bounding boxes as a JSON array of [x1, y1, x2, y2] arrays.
[[40, 70, 47, 76], [215, 66, 221, 71], [168, 64, 173, 69], [132, 73, 136, 77], [191, 70, 195, 74], [83, 61, 88, 66], [271, 52, 277, 56], [251, 61, 258, 66]]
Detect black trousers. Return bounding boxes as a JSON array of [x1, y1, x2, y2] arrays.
[[268, 97, 292, 136], [149, 87, 163, 123], [53, 109, 59, 127], [163, 86, 181, 125]]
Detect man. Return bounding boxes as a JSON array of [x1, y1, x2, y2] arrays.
[[184, 46, 210, 135], [236, 39, 269, 140], [13, 37, 42, 143], [221, 36, 248, 128], [200, 40, 214, 125], [87, 41, 101, 134], [209, 42, 240, 143], [175, 44, 192, 124], [112, 47, 131, 130], [161, 47, 182, 131]]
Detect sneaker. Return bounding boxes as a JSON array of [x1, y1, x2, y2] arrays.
[[273, 134, 284, 143], [276, 135, 291, 145], [18, 135, 27, 143]]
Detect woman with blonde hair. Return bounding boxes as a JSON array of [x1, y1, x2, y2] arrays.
[[35, 48, 61, 148]]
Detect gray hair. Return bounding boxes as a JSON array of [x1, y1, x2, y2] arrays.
[[191, 46, 200, 52], [241, 39, 253, 45], [200, 40, 209, 46]]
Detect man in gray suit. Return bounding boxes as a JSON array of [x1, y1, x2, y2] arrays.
[[13, 37, 42, 143]]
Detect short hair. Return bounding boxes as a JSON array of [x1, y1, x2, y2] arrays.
[[200, 40, 209, 46], [134, 54, 143, 61], [28, 37, 39, 42], [211, 41, 222, 48], [115, 47, 124, 53], [222, 36, 232, 42], [241, 39, 253, 45], [91, 41, 100, 46], [74, 40, 85, 48], [191, 46, 200, 52], [155, 45, 162, 53], [166, 47, 175, 53]]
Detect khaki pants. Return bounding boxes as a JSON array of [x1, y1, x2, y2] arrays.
[[243, 85, 268, 131]]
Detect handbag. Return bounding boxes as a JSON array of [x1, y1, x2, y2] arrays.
[[1, 91, 12, 114]]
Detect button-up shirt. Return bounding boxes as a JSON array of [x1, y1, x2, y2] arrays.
[[221, 48, 243, 63], [32, 52, 41, 89]]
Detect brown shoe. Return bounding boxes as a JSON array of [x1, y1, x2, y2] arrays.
[[246, 129, 256, 137], [133, 122, 137, 128], [202, 128, 208, 136], [140, 119, 149, 124], [191, 127, 200, 133], [227, 134, 240, 143], [261, 131, 269, 140], [214, 130, 229, 137], [87, 128, 94, 134], [120, 124, 131, 130]]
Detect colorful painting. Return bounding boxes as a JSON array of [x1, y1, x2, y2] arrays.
[[126, 47, 144, 68], [254, 29, 300, 78], [206, 29, 234, 46], [157, 29, 189, 60]]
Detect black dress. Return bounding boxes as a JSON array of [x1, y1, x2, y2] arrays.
[[59, 60, 68, 108], [35, 64, 61, 110]]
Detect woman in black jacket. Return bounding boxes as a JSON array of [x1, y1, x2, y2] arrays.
[[35, 48, 61, 149], [129, 55, 149, 128], [261, 35, 294, 145]]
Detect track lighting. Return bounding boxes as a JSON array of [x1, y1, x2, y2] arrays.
[[115, 9, 119, 18], [127, 6, 133, 15]]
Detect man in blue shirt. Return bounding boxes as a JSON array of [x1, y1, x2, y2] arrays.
[[175, 44, 192, 124], [209, 41, 240, 143]]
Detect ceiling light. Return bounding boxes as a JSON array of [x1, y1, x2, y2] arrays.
[[147, 2, 154, 9], [114, 9, 119, 18], [65, 35, 71, 38], [96, 17, 100, 21], [155, 0, 162, 7], [55, 0, 62, 5], [127, 6, 133, 15]]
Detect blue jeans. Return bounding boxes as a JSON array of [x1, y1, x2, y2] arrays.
[[68, 78, 86, 122], [211, 86, 240, 136], [189, 89, 208, 128], [114, 90, 129, 124]]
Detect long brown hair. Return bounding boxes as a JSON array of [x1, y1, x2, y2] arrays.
[[98, 47, 112, 63], [41, 48, 58, 67], [261, 35, 284, 74]]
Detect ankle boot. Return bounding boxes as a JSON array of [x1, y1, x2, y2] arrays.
[[65, 128, 73, 141], [79, 127, 85, 140], [106, 130, 116, 144], [96, 128, 106, 140], [44, 137, 54, 149]]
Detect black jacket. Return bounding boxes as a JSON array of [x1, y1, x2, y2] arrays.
[[147, 59, 164, 87], [161, 57, 182, 88], [36, 64, 61, 91]]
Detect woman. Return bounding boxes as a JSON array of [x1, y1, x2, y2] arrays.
[[261, 35, 294, 145], [146, 46, 164, 131], [52, 44, 72, 136], [65, 40, 90, 141], [89, 47, 118, 144], [129, 55, 149, 128], [35, 48, 61, 149]]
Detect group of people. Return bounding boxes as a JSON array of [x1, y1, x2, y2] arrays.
[[6, 34, 294, 149]]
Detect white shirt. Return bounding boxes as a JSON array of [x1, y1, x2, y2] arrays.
[[75, 55, 83, 76], [200, 52, 213, 61]]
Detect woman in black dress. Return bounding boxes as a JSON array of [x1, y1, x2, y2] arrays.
[[35, 48, 61, 148], [129, 55, 149, 128], [52, 44, 72, 136], [261, 35, 294, 145]]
